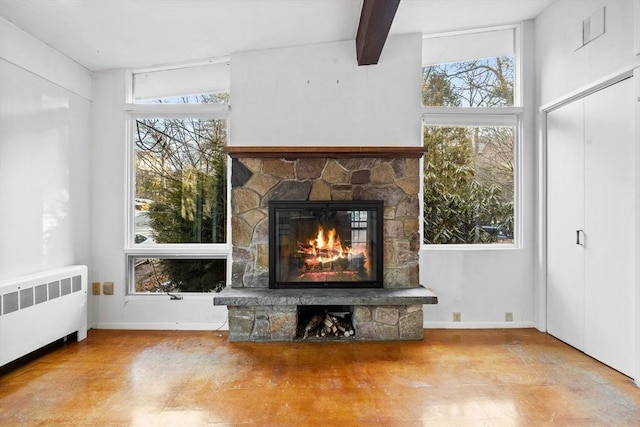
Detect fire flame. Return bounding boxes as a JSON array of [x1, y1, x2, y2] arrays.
[[297, 226, 350, 267]]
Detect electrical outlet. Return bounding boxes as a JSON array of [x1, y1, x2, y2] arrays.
[[92, 282, 101, 295], [453, 312, 461, 322], [505, 312, 513, 322], [103, 282, 114, 295]]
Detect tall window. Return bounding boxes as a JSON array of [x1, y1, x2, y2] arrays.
[[422, 27, 520, 245], [126, 62, 230, 293]]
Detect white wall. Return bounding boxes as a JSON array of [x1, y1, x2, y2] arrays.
[[2, 1, 635, 338], [421, 21, 538, 329], [0, 17, 92, 280], [635, 60, 640, 388], [88, 34, 423, 329], [231, 33, 423, 147], [89, 70, 229, 329], [535, 0, 639, 384], [536, 0, 639, 106], [12, 2, 633, 334], [230, 28, 539, 329]]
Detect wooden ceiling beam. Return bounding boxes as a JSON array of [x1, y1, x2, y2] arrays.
[[356, 0, 401, 66]]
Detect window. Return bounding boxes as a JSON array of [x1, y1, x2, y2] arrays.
[[134, 112, 227, 245], [126, 62, 230, 293], [422, 27, 521, 246], [423, 125, 515, 244], [132, 62, 230, 104], [422, 57, 514, 107], [131, 258, 226, 293]]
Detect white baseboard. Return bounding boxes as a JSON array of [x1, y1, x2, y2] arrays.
[[93, 321, 538, 331], [92, 322, 229, 331], [423, 321, 538, 329]]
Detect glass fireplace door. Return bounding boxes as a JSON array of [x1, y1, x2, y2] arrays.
[[269, 200, 383, 289]]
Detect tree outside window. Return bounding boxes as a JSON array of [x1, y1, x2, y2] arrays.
[[132, 94, 228, 292], [423, 57, 515, 244]]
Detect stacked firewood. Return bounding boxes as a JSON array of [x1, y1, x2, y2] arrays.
[[302, 311, 355, 339]]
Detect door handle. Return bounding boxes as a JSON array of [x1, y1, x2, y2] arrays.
[[576, 229, 584, 246]]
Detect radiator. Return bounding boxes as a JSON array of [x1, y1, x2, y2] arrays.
[[0, 265, 88, 366]]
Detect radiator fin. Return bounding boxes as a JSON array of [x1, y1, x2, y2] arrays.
[[1, 276, 86, 315], [61, 278, 71, 296], [72, 275, 81, 293], [3, 291, 18, 314], [0, 265, 88, 366], [20, 288, 34, 309], [35, 284, 47, 304], [48, 281, 60, 299]]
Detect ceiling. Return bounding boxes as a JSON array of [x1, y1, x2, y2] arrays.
[[0, 0, 553, 72]]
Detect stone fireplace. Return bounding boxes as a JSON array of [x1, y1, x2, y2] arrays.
[[213, 147, 437, 341]]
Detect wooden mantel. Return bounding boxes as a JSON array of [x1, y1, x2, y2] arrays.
[[224, 146, 426, 159]]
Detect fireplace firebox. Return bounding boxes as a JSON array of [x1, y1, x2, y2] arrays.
[[269, 200, 383, 289]]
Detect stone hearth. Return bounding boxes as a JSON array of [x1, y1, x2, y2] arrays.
[[214, 146, 437, 341], [214, 287, 437, 341]]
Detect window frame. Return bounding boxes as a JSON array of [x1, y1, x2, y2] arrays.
[[421, 24, 523, 250], [124, 69, 231, 295]]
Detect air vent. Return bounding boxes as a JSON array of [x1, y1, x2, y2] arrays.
[[0, 275, 83, 316], [20, 288, 34, 309], [48, 281, 60, 299], [35, 284, 47, 304], [1, 266, 88, 367], [3, 291, 18, 315], [61, 278, 71, 296]]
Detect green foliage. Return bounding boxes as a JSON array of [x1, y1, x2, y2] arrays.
[[157, 259, 226, 293], [135, 94, 228, 292], [423, 127, 511, 244], [149, 166, 226, 245], [423, 58, 514, 244], [135, 258, 225, 293], [422, 69, 460, 107]]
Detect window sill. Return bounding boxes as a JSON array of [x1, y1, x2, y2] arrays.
[[124, 293, 222, 300], [420, 243, 519, 251], [125, 244, 230, 257]]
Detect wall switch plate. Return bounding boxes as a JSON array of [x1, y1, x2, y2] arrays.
[[103, 282, 114, 295], [91, 282, 101, 295], [505, 312, 514, 322], [453, 312, 461, 322]]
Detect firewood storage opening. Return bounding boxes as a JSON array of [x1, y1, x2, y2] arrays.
[[297, 305, 355, 340], [269, 200, 383, 289]]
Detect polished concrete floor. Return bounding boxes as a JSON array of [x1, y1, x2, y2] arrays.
[[1, 329, 639, 426]]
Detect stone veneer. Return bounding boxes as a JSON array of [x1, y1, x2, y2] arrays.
[[224, 148, 427, 341]]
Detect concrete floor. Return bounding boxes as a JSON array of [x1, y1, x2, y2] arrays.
[[1, 328, 639, 426]]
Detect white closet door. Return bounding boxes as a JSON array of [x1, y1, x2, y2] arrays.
[[583, 77, 635, 377], [547, 99, 585, 351]]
